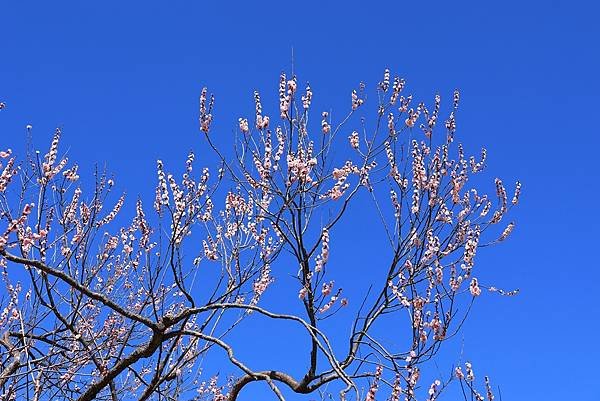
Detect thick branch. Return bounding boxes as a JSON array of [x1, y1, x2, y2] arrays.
[[0, 250, 157, 330], [0, 332, 21, 389]]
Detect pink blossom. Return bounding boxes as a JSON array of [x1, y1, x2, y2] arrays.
[[469, 278, 482, 297]]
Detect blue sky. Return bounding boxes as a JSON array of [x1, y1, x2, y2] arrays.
[[1, 1, 599, 400]]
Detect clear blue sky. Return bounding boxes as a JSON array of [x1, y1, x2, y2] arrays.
[[1, 1, 598, 400]]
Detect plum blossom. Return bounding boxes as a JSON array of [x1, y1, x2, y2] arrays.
[[469, 278, 481, 297]]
